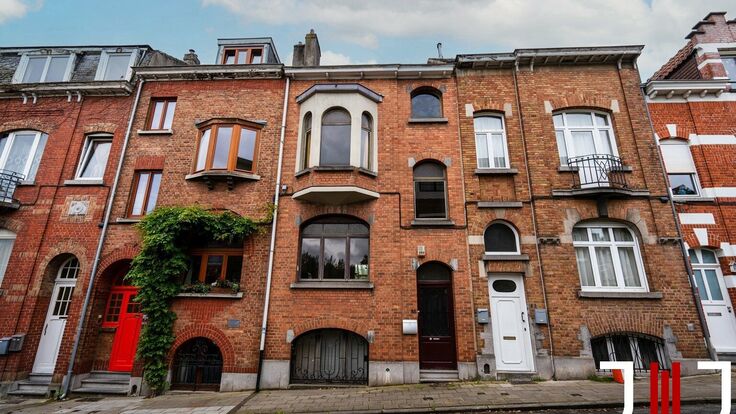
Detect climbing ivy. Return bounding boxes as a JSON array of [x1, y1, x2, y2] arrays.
[[126, 205, 272, 394]]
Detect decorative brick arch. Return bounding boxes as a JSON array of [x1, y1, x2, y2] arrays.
[[299, 209, 371, 226], [169, 325, 236, 371], [585, 313, 664, 339], [471, 101, 507, 115], [0, 120, 53, 135], [411, 155, 451, 168], [290, 318, 370, 340], [97, 246, 139, 278], [547, 95, 615, 113], [33, 240, 90, 290], [83, 123, 119, 135], [683, 229, 723, 250]]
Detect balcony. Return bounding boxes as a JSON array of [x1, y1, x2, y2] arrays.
[[552, 154, 648, 197], [0, 170, 25, 210]]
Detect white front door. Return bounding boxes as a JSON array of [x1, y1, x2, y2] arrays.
[[489, 275, 534, 372], [690, 249, 736, 353], [33, 258, 79, 374]]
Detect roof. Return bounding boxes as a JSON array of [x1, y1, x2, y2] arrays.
[[650, 42, 695, 81], [456, 46, 643, 69]]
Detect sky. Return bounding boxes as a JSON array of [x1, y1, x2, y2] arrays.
[[0, 0, 734, 80]]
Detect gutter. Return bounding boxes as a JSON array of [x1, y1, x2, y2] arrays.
[[59, 78, 145, 398], [256, 75, 290, 391]]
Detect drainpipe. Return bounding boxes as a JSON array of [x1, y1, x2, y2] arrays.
[[59, 78, 145, 399], [256, 75, 290, 391], [640, 85, 716, 362]]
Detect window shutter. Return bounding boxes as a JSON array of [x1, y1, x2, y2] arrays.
[[660, 142, 695, 173]]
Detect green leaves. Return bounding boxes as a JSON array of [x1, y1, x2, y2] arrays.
[[128, 206, 261, 394]]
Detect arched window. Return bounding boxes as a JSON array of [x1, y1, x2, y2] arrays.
[[300, 112, 312, 170], [0, 229, 15, 287], [573, 222, 647, 291], [0, 130, 49, 182], [360, 112, 372, 170], [484, 222, 519, 254], [553, 111, 617, 164], [58, 257, 80, 280], [474, 114, 509, 169], [299, 216, 369, 281], [413, 161, 447, 220], [411, 88, 442, 119], [171, 337, 223, 391], [660, 139, 699, 197], [320, 108, 351, 166]]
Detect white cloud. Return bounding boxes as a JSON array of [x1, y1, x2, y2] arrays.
[[0, 0, 38, 24], [285, 50, 376, 66], [203, 0, 735, 78]]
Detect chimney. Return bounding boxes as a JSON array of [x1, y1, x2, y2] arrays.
[[292, 41, 305, 67], [183, 49, 200, 65], [304, 29, 321, 66]]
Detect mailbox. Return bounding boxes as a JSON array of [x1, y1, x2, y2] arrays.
[[9, 334, 25, 352], [0, 337, 10, 356], [402, 319, 417, 335], [476, 308, 490, 324], [534, 308, 549, 325]]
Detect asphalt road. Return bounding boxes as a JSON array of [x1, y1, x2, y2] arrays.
[[484, 403, 732, 413]]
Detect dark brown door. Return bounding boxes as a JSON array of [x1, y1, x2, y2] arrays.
[[417, 263, 457, 370]]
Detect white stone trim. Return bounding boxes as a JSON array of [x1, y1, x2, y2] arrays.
[[465, 103, 474, 117], [679, 213, 715, 225], [688, 134, 736, 145], [724, 275, 736, 289], [694, 228, 709, 246], [697, 58, 724, 69], [695, 42, 736, 55], [291, 186, 380, 200], [701, 187, 736, 198], [468, 235, 484, 245], [646, 92, 736, 103], [719, 243, 736, 258]]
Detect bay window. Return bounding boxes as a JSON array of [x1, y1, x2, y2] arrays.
[[319, 108, 351, 166], [474, 114, 509, 169], [299, 216, 369, 281], [195, 123, 259, 173]]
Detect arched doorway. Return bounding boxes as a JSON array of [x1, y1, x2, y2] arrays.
[[103, 265, 142, 372], [171, 338, 223, 391], [417, 262, 457, 371], [290, 329, 368, 385]]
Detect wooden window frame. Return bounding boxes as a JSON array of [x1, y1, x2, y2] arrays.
[[222, 47, 264, 64], [145, 98, 177, 130], [413, 162, 449, 220], [126, 170, 162, 218], [193, 123, 260, 174], [297, 217, 370, 281], [188, 248, 243, 283]]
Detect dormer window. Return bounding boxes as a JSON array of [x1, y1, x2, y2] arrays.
[[95, 50, 137, 81], [13, 54, 75, 84], [223, 48, 263, 64]]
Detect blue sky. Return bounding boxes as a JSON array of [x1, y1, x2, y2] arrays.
[[0, 0, 734, 79]]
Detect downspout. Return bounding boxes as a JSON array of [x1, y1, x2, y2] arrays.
[[640, 85, 716, 361], [256, 74, 290, 391], [60, 78, 145, 399], [512, 65, 557, 379]]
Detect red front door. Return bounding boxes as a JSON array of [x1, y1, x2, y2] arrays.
[[107, 288, 142, 372]]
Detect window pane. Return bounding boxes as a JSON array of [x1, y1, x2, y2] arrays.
[[26, 133, 47, 182], [145, 172, 161, 213], [320, 116, 351, 166], [701, 250, 718, 264], [704, 269, 723, 300], [618, 247, 641, 287], [598, 130, 614, 155], [693, 270, 709, 300], [613, 228, 633, 242], [571, 131, 596, 156], [162, 101, 176, 129], [237, 50, 247, 64], [724, 58, 736, 81], [236, 128, 256, 171], [251, 50, 263, 64], [474, 116, 503, 131], [349, 223, 369, 235], [590, 228, 610, 241], [4, 132, 36, 175], [572, 228, 589, 242], [566, 113, 593, 127], [105, 293, 123, 323], [484, 223, 517, 253], [131, 173, 150, 216], [185, 255, 202, 284], [323, 238, 346, 279], [360, 127, 371, 169], [349, 238, 369, 279], [45, 56, 68, 82], [595, 247, 617, 287], [475, 133, 490, 168], [204, 255, 224, 284], [414, 162, 444, 178], [150, 101, 165, 129], [669, 174, 698, 196], [576, 247, 595, 286], [415, 181, 447, 219], [212, 126, 232, 169], [688, 249, 699, 264], [300, 238, 320, 279], [224, 50, 235, 64], [552, 114, 564, 127], [80, 140, 112, 178], [103, 54, 131, 80], [555, 130, 568, 164], [323, 223, 348, 235], [491, 133, 506, 168], [22, 57, 46, 83], [0, 238, 15, 287], [302, 223, 322, 236], [595, 114, 609, 126], [225, 255, 243, 284], [411, 93, 441, 118], [196, 129, 211, 171]]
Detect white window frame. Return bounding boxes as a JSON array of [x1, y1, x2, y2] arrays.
[[0, 130, 48, 181], [0, 229, 16, 288], [659, 139, 701, 198], [554, 111, 619, 165], [95, 49, 139, 81], [689, 248, 725, 304], [75, 134, 113, 180], [12, 53, 76, 84], [573, 222, 648, 292], [474, 114, 510, 169], [484, 221, 520, 255]]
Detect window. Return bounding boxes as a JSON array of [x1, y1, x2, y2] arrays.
[[410, 88, 442, 119], [484, 222, 519, 254], [0, 229, 15, 287], [299, 216, 369, 281], [195, 123, 259, 173], [413, 161, 448, 220], [723, 57, 736, 83], [592, 333, 668, 372], [96, 51, 134, 81], [222, 48, 263, 64], [689, 249, 726, 303], [184, 250, 243, 285], [128, 171, 162, 217], [300, 113, 312, 170], [58, 257, 81, 280], [360, 113, 373, 170], [320, 108, 351, 166], [75, 135, 112, 180], [573, 223, 647, 292], [14, 54, 74, 83], [0, 130, 48, 182], [659, 139, 699, 197], [474, 115, 509, 169], [553, 111, 617, 165], [146, 99, 177, 130]]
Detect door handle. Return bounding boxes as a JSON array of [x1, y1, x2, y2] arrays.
[[729, 306, 733, 314], [43, 323, 48, 335], [521, 312, 526, 323]]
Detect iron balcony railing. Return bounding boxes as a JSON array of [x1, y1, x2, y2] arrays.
[[0, 170, 24, 206], [568, 154, 628, 190]]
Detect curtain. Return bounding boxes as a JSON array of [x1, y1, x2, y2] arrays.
[[618, 247, 641, 287]]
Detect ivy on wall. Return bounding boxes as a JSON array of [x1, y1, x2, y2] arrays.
[[126, 205, 272, 394]]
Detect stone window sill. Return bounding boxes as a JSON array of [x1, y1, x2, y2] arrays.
[[475, 168, 518, 175], [116, 218, 142, 224], [176, 292, 244, 299], [290, 281, 374, 289], [578, 291, 663, 299], [477, 201, 523, 208], [411, 219, 455, 227], [64, 179, 104, 186], [137, 129, 173, 136], [672, 196, 715, 203], [408, 117, 449, 124], [18, 181, 36, 186], [483, 254, 530, 261], [296, 166, 377, 177]]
